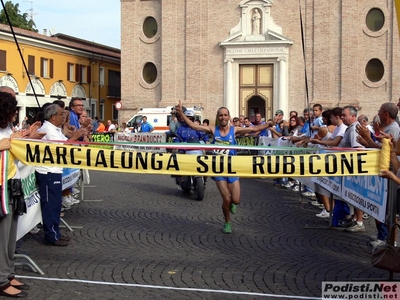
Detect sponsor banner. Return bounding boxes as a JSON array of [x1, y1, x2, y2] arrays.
[[114, 132, 167, 153], [10, 139, 389, 177], [258, 137, 312, 155], [342, 175, 388, 223], [16, 164, 80, 240], [91, 133, 114, 149], [17, 163, 41, 241], [236, 136, 259, 155], [311, 176, 342, 197], [62, 168, 81, 190]]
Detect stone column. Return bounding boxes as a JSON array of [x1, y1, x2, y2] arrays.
[[224, 58, 235, 114], [277, 57, 288, 114]]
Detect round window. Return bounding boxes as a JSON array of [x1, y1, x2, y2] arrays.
[[365, 59, 384, 82], [366, 8, 384, 32], [143, 63, 157, 84], [143, 17, 158, 39]]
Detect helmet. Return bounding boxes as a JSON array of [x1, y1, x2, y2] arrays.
[[184, 110, 195, 117]]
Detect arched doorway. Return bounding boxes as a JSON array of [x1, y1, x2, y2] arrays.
[[247, 95, 266, 122]]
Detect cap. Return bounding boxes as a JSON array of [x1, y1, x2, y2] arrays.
[[275, 110, 284, 115], [184, 110, 195, 117]]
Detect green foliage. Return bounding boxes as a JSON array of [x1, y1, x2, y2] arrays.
[[0, 1, 38, 32]]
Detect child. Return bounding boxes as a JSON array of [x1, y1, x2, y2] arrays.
[[311, 104, 323, 138]]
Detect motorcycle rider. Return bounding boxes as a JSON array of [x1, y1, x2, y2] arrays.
[[173, 110, 208, 195], [174, 110, 209, 143]]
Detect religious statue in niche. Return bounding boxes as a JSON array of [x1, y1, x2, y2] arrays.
[[252, 9, 261, 35]]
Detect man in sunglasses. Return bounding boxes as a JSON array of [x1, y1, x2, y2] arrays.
[[269, 109, 285, 138]]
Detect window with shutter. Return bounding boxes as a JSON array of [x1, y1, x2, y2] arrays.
[[50, 59, 54, 78], [87, 65, 92, 84], [28, 55, 35, 75], [67, 62, 74, 81], [75, 64, 81, 82], [0, 50, 6, 71]]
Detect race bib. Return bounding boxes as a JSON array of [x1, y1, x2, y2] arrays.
[[214, 149, 230, 155]]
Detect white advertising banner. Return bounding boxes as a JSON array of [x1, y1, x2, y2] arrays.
[[114, 132, 167, 153], [16, 164, 80, 240]]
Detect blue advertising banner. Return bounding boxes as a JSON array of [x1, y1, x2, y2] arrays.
[[342, 175, 387, 223]]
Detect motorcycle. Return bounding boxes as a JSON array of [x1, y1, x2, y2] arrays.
[[172, 139, 207, 201]]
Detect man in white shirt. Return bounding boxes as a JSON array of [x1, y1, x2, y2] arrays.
[[35, 104, 85, 246], [106, 120, 116, 132], [339, 106, 366, 233]]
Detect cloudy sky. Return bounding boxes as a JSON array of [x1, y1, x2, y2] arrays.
[[18, 0, 121, 48]]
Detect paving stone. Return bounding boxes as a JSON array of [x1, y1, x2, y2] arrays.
[[15, 171, 400, 299]]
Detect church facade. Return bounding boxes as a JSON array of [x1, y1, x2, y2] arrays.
[[120, 0, 400, 122]]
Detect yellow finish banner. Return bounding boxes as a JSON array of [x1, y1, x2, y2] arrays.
[[10, 139, 390, 178]]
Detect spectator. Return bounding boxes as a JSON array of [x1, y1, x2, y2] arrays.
[[92, 117, 99, 133], [232, 117, 241, 127], [106, 120, 116, 132], [269, 109, 285, 138], [0, 90, 30, 298], [96, 120, 105, 133], [357, 103, 400, 149], [68, 98, 84, 130], [290, 110, 298, 118], [140, 116, 154, 132], [35, 104, 85, 246], [239, 115, 246, 127], [339, 106, 366, 233]]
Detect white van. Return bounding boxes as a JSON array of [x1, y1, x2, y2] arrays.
[[126, 106, 202, 133]]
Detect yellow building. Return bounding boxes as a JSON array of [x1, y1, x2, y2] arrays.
[[0, 24, 121, 124]]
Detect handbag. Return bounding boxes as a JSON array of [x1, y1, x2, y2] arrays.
[[371, 224, 400, 272], [8, 178, 26, 215], [371, 245, 400, 272]]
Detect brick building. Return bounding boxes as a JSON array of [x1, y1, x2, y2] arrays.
[[120, 0, 400, 123]]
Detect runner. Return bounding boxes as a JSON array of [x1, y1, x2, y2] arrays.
[[176, 101, 271, 233]]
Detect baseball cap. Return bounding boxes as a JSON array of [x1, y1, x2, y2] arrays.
[[275, 110, 284, 115]]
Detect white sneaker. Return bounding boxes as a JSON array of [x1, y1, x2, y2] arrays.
[[370, 239, 385, 247], [345, 223, 366, 232], [62, 202, 71, 210], [72, 187, 80, 195], [302, 191, 316, 197], [284, 181, 294, 189], [62, 195, 74, 207], [292, 185, 305, 192], [311, 200, 320, 206], [29, 226, 40, 234], [316, 209, 330, 218], [362, 213, 370, 220], [69, 195, 80, 204]]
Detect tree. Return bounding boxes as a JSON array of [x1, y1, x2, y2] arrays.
[[0, 1, 38, 32]]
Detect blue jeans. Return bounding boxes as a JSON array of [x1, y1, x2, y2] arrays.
[[375, 220, 388, 241]]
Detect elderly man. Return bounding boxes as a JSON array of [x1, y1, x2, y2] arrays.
[[36, 104, 85, 246], [338, 106, 367, 233], [357, 102, 400, 148], [106, 120, 116, 132]]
